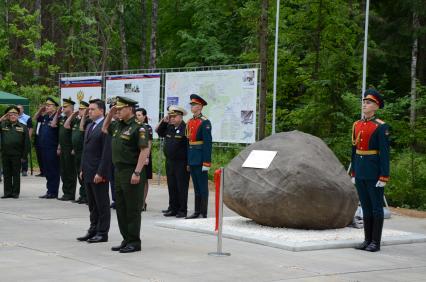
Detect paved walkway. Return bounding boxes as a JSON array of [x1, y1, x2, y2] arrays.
[[0, 176, 425, 281]]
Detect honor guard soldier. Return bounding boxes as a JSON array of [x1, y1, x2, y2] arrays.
[[185, 94, 212, 219], [36, 97, 60, 199], [351, 89, 390, 252], [157, 106, 190, 218], [0, 106, 30, 198], [65, 100, 91, 204], [56, 98, 78, 201], [103, 96, 150, 253]]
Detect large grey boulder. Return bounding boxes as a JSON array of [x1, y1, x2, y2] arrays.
[[224, 131, 358, 229]]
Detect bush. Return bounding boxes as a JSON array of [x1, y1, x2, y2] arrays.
[[386, 150, 426, 210]]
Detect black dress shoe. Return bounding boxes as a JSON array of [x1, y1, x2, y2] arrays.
[[79, 198, 87, 204], [72, 197, 82, 203], [77, 233, 96, 241], [176, 212, 187, 218], [58, 196, 73, 201], [119, 245, 141, 253], [46, 194, 58, 199], [12, 195, 19, 199], [87, 235, 108, 243], [39, 194, 48, 199], [164, 210, 177, 217], [1, 195, 12, 199], [185, 212, 201, 219], [111, 241, 127, 251], [162, 207, 171, 213]]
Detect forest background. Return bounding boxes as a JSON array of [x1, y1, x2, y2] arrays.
[[0, 0, 425, 210]]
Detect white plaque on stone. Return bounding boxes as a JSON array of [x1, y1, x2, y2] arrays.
[[242, 150, 277, 169]]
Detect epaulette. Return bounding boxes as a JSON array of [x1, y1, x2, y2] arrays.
[[375, 118, 385, 125], [201, 115, 208, 121]]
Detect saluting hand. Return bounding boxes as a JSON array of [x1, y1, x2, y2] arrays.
[[109, 105, 117, 115]]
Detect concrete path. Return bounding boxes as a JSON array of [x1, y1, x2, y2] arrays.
[[1, 176, 425, 281]]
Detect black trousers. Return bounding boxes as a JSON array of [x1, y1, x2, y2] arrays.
[[85, 181, 111, 236], [166, 159, 190, 213], [2, 155, 21, 197], [35, 144, 44, 175]]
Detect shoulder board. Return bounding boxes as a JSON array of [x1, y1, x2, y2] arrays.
[[201, 116, 208, 121], [375, 118, 385, 125]]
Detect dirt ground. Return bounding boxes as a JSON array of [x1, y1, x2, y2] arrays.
[[390, 207, 426, 218]]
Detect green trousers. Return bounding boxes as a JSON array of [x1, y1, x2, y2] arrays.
[[2, 155, 21, 197], [60, 148, 77, 199], [115, 166, 145, 248], [74, 151, 86, 200]]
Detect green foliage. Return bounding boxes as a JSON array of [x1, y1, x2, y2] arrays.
[[8, 4, 58, 83], [0, 0, 425, 209], [386, 151, 426, 210]]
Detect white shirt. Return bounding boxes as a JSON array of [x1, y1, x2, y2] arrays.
[[91, 116, 104, 131]]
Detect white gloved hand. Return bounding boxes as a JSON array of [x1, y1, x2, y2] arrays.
[[202, 166, 210, 172], [351, 177, 355, 184], [376, 180, 386, 188]]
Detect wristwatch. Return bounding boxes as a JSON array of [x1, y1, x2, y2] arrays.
[[133, 171, 141, 176]]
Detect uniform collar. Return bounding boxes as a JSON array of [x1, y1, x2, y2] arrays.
[[363, 115, 376, 122], [193, 113, 203, 119]]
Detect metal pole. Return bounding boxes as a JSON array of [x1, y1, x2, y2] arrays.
[[272, 0, 280, 135], [208, 167, 230, 257], [361, 0, 370, 119]]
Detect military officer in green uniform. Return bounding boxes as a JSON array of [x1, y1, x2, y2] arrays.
[[65, 100, 91, 204], [0, 106, 30, 198], [54, 98, 78, 201], [102, 96, 150, 253], [351, 89, 390, 252]]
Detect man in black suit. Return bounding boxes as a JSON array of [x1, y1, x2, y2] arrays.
[[77, 99, 112, 243]]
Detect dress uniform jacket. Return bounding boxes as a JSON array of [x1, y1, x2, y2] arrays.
[[186, 114, 212, 167], [350, 117, 390, 182]]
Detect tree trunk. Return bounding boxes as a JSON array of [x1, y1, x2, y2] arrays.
[[149, 0, 158, 69], [410, 11, 419, 130], [118, 0, 128, 70], [34, 0, 41, 78], [258, 0, 268, 140], [313, 0, 323, 80], [140, 0, 147, 68]]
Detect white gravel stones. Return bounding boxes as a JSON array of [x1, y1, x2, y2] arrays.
[[157, 216, 426, 251]]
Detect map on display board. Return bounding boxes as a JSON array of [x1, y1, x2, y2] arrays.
[[165, 69, 258, 143], [60, 76, 102, 105], [105, 73, 161, 138]]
